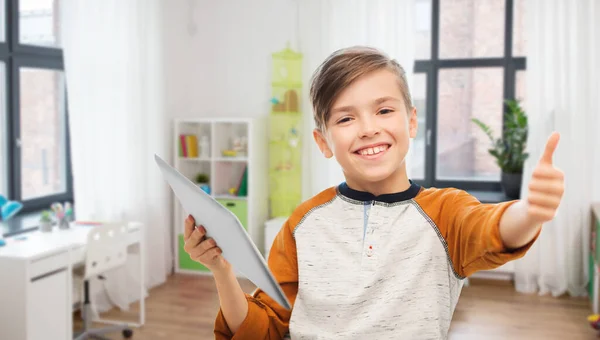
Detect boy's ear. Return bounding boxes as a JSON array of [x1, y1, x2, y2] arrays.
[[408, 106, 418, 139], [313, 128, 333, 158]]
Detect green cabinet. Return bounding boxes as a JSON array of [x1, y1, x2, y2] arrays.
[[216, 198, 248, 230]]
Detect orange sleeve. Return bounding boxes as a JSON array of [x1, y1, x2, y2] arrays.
[[213, 219, 297, 340], [214, 187, 337, 339], [415, 188, 540, 277]]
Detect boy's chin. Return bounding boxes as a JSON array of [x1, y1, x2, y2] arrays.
[[357, 168, 399, 183]]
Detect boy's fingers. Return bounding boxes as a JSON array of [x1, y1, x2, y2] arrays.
[[540, 132, 560, 165], [184, 225, 206, 251], [199, 237, 217, 253], [203, 247, 223, 261], [184, 214, 195, 240], [208, 247, 223, 259], [192, 245, 222, 262]]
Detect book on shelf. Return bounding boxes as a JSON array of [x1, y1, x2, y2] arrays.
[[179, 134, 198, 158], [237, 166, 248, 197]]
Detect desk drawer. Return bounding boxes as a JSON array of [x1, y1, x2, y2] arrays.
[[29, 251, 70, 280]]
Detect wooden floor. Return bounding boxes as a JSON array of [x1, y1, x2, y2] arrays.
[[79, 274, 597, 340]]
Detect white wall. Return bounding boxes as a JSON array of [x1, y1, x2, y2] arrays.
[[163, 0, 299, 118]]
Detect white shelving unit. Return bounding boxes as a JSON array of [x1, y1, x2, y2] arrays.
[[172, 117, 268, 275]]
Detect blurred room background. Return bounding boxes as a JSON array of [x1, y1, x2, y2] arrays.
[[0, 0, 599, 339]]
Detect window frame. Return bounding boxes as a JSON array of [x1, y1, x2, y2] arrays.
[[412, 0, 526, 192], [3, 0, 72, 214]]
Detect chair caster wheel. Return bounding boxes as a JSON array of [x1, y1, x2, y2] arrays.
[[123, 328, 133, 338]]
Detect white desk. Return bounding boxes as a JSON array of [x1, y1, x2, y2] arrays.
[[0, 222, 145, 340]]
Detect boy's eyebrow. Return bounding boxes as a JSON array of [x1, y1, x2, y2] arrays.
[[373, 96, 401, 105], [330, 105, 355, 115], [331, 96, 401, 115]]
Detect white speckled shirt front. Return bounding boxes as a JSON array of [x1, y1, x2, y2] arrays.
[[288, 194, 464, 339]]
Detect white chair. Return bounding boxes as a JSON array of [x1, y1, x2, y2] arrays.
[[73, 223, 134, 340]]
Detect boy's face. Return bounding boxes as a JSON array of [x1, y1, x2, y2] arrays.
[[313, 69, 418, 187]]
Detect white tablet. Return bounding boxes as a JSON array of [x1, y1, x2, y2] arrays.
[[154, 154, 291, 310]]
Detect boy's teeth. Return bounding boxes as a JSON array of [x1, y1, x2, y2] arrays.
[[359, 145, 387, 155]]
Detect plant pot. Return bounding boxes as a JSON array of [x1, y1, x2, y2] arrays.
[[58, 217, 70, 229], [39, 220, 53, 232], [197, 183, 210, 194], [501, 172, 522, 199]]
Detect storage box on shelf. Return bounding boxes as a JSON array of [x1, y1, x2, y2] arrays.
[[173, 118, 268, 275]]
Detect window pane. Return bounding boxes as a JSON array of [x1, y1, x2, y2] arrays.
[[439, 0, 505, 59], [19, 0, 61, 48], [20, 67, 67, 200], [408, 73, 426, 180], [437, 68, 504, 181], [0, 0, 5, 42], [512, 0, 526, 56], [415, 0, 432, 59]]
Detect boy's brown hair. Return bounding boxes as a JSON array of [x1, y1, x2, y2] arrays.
[[309, 46, 413, 132]]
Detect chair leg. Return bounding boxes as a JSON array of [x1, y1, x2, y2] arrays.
[[74, 279, 133, 340], [73, 331, 87, 340], [89, 335, 111, 340], [75, 280, 96, 340], [83, 280, 92, 331], [88, 324, 131, 337]]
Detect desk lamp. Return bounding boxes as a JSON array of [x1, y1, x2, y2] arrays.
[[0, 194, 23, 221]]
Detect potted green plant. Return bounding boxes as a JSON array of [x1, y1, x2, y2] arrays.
[[472, 99, 529, 199], [195, 173, 209, 185], [39, 210, 53, 232], [195, 173, 210, 194]]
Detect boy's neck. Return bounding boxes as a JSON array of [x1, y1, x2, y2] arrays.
[[345, 167, 411, 197]]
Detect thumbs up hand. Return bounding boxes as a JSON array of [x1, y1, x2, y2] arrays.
[[525, 132, 565, 224]]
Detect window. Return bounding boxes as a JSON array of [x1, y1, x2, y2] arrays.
[[19, 0, 61, 48], [1, 0, 72, 213], [410, 0, 526, 191]]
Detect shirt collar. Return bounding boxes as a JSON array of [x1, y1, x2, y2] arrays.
[[337, 180, 421, 204]]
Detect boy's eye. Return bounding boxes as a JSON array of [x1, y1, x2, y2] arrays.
[[337, 117, 352, 124], [378, 109, 393, 114]]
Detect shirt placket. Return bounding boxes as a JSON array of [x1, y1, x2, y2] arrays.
[[361, 200, 379, 275]]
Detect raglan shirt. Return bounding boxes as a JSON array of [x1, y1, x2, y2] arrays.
[[214, 182, 540, 339]]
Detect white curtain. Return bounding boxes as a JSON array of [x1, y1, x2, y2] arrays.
[[60, 0, 171, 313], [514, 0, 600, 297], [297, 0, 416, 198]]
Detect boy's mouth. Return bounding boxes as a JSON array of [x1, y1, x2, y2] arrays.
[[354, 143, 391, 157]]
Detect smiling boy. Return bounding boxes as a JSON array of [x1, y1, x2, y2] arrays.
[[183, 46, 564, 339]]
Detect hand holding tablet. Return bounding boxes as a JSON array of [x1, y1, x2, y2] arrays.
[[154, 154, 291, 310], [182, 215, 230, 272]]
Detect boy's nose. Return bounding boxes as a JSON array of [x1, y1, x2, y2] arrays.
[[358, 118, 381, 138]]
